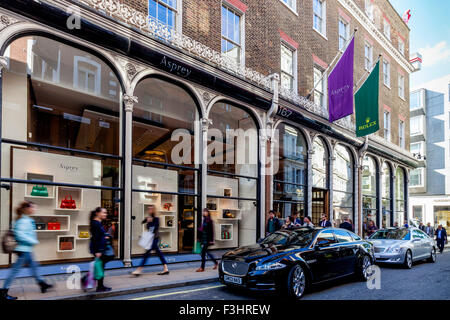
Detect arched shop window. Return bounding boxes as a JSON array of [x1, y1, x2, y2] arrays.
[[273, 123, 307, 220], [382, 162, 392, 228], [207, 102, 259, 248], [362, 155, 377, 237], [395, 167, 406, 226], [131, 77, 200, 254], [1, 35, 122, 265], [333, 144, 353, 226], [311, 137, 329, 225]]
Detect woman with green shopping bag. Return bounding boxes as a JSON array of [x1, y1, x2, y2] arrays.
[[89, 207, 114, 292]]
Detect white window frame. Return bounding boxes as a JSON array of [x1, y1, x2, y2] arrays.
[[279, 0, 297, 14], [338, 17, 350, 51], [313, 66, 326, 108], [221, 4, 245, 66], [399, 120, 405, 148], [280, 42, 298, 93], [398, 74, 405, 99], [313, 0, 327, 39], [383, 59, 390, 88], [364, 42, 373, 71], [383, 18, 391, 40], [410, 115, 425, 136], [73, 56, 101, 95], [398, 37, 405, 55], [384, 110, 391, 141], [365, 0, 374, 22], [410, 168, 424, 188], [148, 0, 183, 34], [410, 90, 423, 111], [410, 141, 424, 156]]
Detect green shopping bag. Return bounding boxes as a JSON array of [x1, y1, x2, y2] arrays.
[[93, 258, 104, 280], [192, 241, 202, 254]]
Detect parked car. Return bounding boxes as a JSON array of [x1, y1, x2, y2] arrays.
[[368, 227, 437, 269], [218, 227, 375, 300]]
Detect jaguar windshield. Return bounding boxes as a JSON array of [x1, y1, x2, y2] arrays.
[[261, 229, 315, 247]]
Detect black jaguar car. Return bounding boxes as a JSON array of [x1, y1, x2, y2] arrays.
[[218, 227, 375, 299]]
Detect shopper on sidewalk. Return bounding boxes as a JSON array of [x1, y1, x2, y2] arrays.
[[339, 216, 354, 232], [265, 210, 281, 236], [425, 223, 435, 238], [1, 201, 52, 300], [90, 207, 114, 292], [302, 216, 314, 228], [196, 208, 218, 272], [319, 214, 332, 228], [132, 205, 169, 276], [435, 225, 448, 254]]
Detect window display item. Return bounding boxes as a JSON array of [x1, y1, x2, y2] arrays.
[[142, 150, 166, 162], [78, 231, 90, 239], [60, 195, 77, 209], [59, 238, 73, 251], [221, 231, 231, 240], [163, 203, 173, 211], [223, 188, 232, 197], [206, 203, 217, 211], [2, 230, 17, 254], [31, 185, 49, 197], [47, 219, 61, 231], [166, 217, 174, 227], [35, 218, 46, 230], [159, 242, 170, 249], [223, 210, 236, 219]]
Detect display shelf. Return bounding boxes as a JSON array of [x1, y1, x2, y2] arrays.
[[221, 208, 241, 220], [144, 183, 158, 199], [158, 232, 173, 251], [160, 215, 176, 228], [216, 224, 233, 241], [25, 173, 55, 199], [55, 186, 83, 211], [76, 224, 91, 240], [34, 215, 70, 232], [57, 235, 76, 252]]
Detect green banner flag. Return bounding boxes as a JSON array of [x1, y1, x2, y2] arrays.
[[355, 61, 380, 137]]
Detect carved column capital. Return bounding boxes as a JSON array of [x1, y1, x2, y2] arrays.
[[124, 94, 138, 112], [201, 117, 212, 132], [0, 56, 8, 72]]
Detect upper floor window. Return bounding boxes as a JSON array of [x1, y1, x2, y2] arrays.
[[281, 44, 296, 91], [398, 37, 405, 55], [399, 120, 405, 148], [410, 90, 423, 110], [383, 60, 390, 87], [149, 0, 179, 31], [410, 142, 424, 156], [398, 74, 405, 99], [338, 18, 349, 51], [74, 56, 101, 95], [410, 168, 424, 187], [384, 110, 391, 141], [221, 5, 243, 65], [410, 116, 424, 136], [364, 42, 373, 71], [313, 0, 326, 37], [383, 19, 391, 40], [281, 0, 296, 12], [365, 0, 374, 22], [314, 67, 325, 108]]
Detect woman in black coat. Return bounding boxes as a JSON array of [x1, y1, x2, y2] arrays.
[[196, 208, 218, 272], [89, 207, 113, 292]]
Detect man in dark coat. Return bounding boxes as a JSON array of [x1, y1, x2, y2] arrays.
[[266, 210, 281, 236], [339, 216, 354, 232], [435, 225, 448, 254]]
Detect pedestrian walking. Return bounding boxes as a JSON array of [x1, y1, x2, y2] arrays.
[[404, 220, 409, 228], [90, 207, 114, 292], [319, 214, 332, 228], [291, 212, 302, 226], [419, 222, 425, 231], [1, 201, 52, 300], [366, 220, 378, 237], [132, 205, 169, 276], [196, 208, 218, 272], [266, 210, 281, 236], [435, 225, 448, 254], [302, 216, 314, 228], [425, 222, 435, 238], [339, 216, 354, 232]]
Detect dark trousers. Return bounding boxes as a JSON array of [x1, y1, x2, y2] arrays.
[[200, 243, 217, 269], [140, 238, 167, 266], [437, 239, 446, 253]]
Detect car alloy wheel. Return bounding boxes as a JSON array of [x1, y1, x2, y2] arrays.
[[404, 250, 412, 269], [289, 265, 306, 299], [428, 248, 436, 263], [361, 255, 372, 280]]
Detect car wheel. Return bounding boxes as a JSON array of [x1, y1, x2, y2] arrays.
[[357, 254, 373, 281], [427, 248, 436, 263], [286, 264, 307, 300], [403, 250, 413, 269]]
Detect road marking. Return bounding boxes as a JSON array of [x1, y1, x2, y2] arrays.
[[130, 284, 226, 300]]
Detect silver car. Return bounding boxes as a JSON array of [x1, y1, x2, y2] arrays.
[[368, 227, 437, 269]]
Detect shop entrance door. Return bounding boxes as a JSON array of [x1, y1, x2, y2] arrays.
[[178, 195, 197, 252], [312, 188, 329, 226]]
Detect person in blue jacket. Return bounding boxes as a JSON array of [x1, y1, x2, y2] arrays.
[[1, 201, 52, 300]]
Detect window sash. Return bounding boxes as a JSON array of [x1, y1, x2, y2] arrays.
[[399, 120, 405, 148], [384, 111, 391, 140], [339, 19, 349, 50], [383, 61, 390, 86], [313, 0, 324, 34], [221, 6, 242, 63], [314, 67, 324, 107], [383, 20, 391, 39], [398, 75, 405, 98], [149, 0, 178, 29], [364, 44, 373, 70]]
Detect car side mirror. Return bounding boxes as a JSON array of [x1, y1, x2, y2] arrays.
[[315, 240, 330, 250]]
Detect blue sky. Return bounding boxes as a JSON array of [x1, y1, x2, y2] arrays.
[[390, 0, 450, 89]]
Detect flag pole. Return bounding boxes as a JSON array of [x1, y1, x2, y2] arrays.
[[354, 54, 383, 94], [306, 28, 358, 99]]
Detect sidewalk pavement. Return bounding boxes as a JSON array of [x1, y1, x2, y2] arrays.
[[3, 261, 219, 300]]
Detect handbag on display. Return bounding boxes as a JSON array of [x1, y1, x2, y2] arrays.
[[223, 210, 235, 219], [47, 218, 61, 231], [206, 203, 217, 211], [60, 195, 76, 209], [78, 231, 90, 239], [159, 242, 170, 249], [59, 238, 73, 251], [34, 217, 46, 231], [166, 218, 174, 228], [31, 185, 49, 197], [163, 203, 173, 211]]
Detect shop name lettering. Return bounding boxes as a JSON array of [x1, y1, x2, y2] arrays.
[[60, 164, 78, 172], [358, 121, 377, 131], [160, 56, 192, 77], [330, 84, 350, 96]]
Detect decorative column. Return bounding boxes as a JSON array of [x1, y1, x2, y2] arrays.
[[405, 169, 410, 223], [357, 157, 364, 236], [378, 165, 384, 228], [122, 94, 138, 267], [307, 149, 314, 218], [328, 153, 335, 225], [260, 133, 267, 239], [392, 171, 397, 227], [200, 118, 212, 210], [353, 158, 359, 235]]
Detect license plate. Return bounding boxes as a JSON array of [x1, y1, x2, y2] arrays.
[[224, 275, 242, 285]]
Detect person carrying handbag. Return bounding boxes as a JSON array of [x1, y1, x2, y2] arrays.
[[89, 207, 114, 292], [1, 201, 52, 300], [132, 205, 169, 276], [196, 208, 218, 272]]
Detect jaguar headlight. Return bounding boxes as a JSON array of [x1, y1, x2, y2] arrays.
[[255, 261, 287, 271]]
